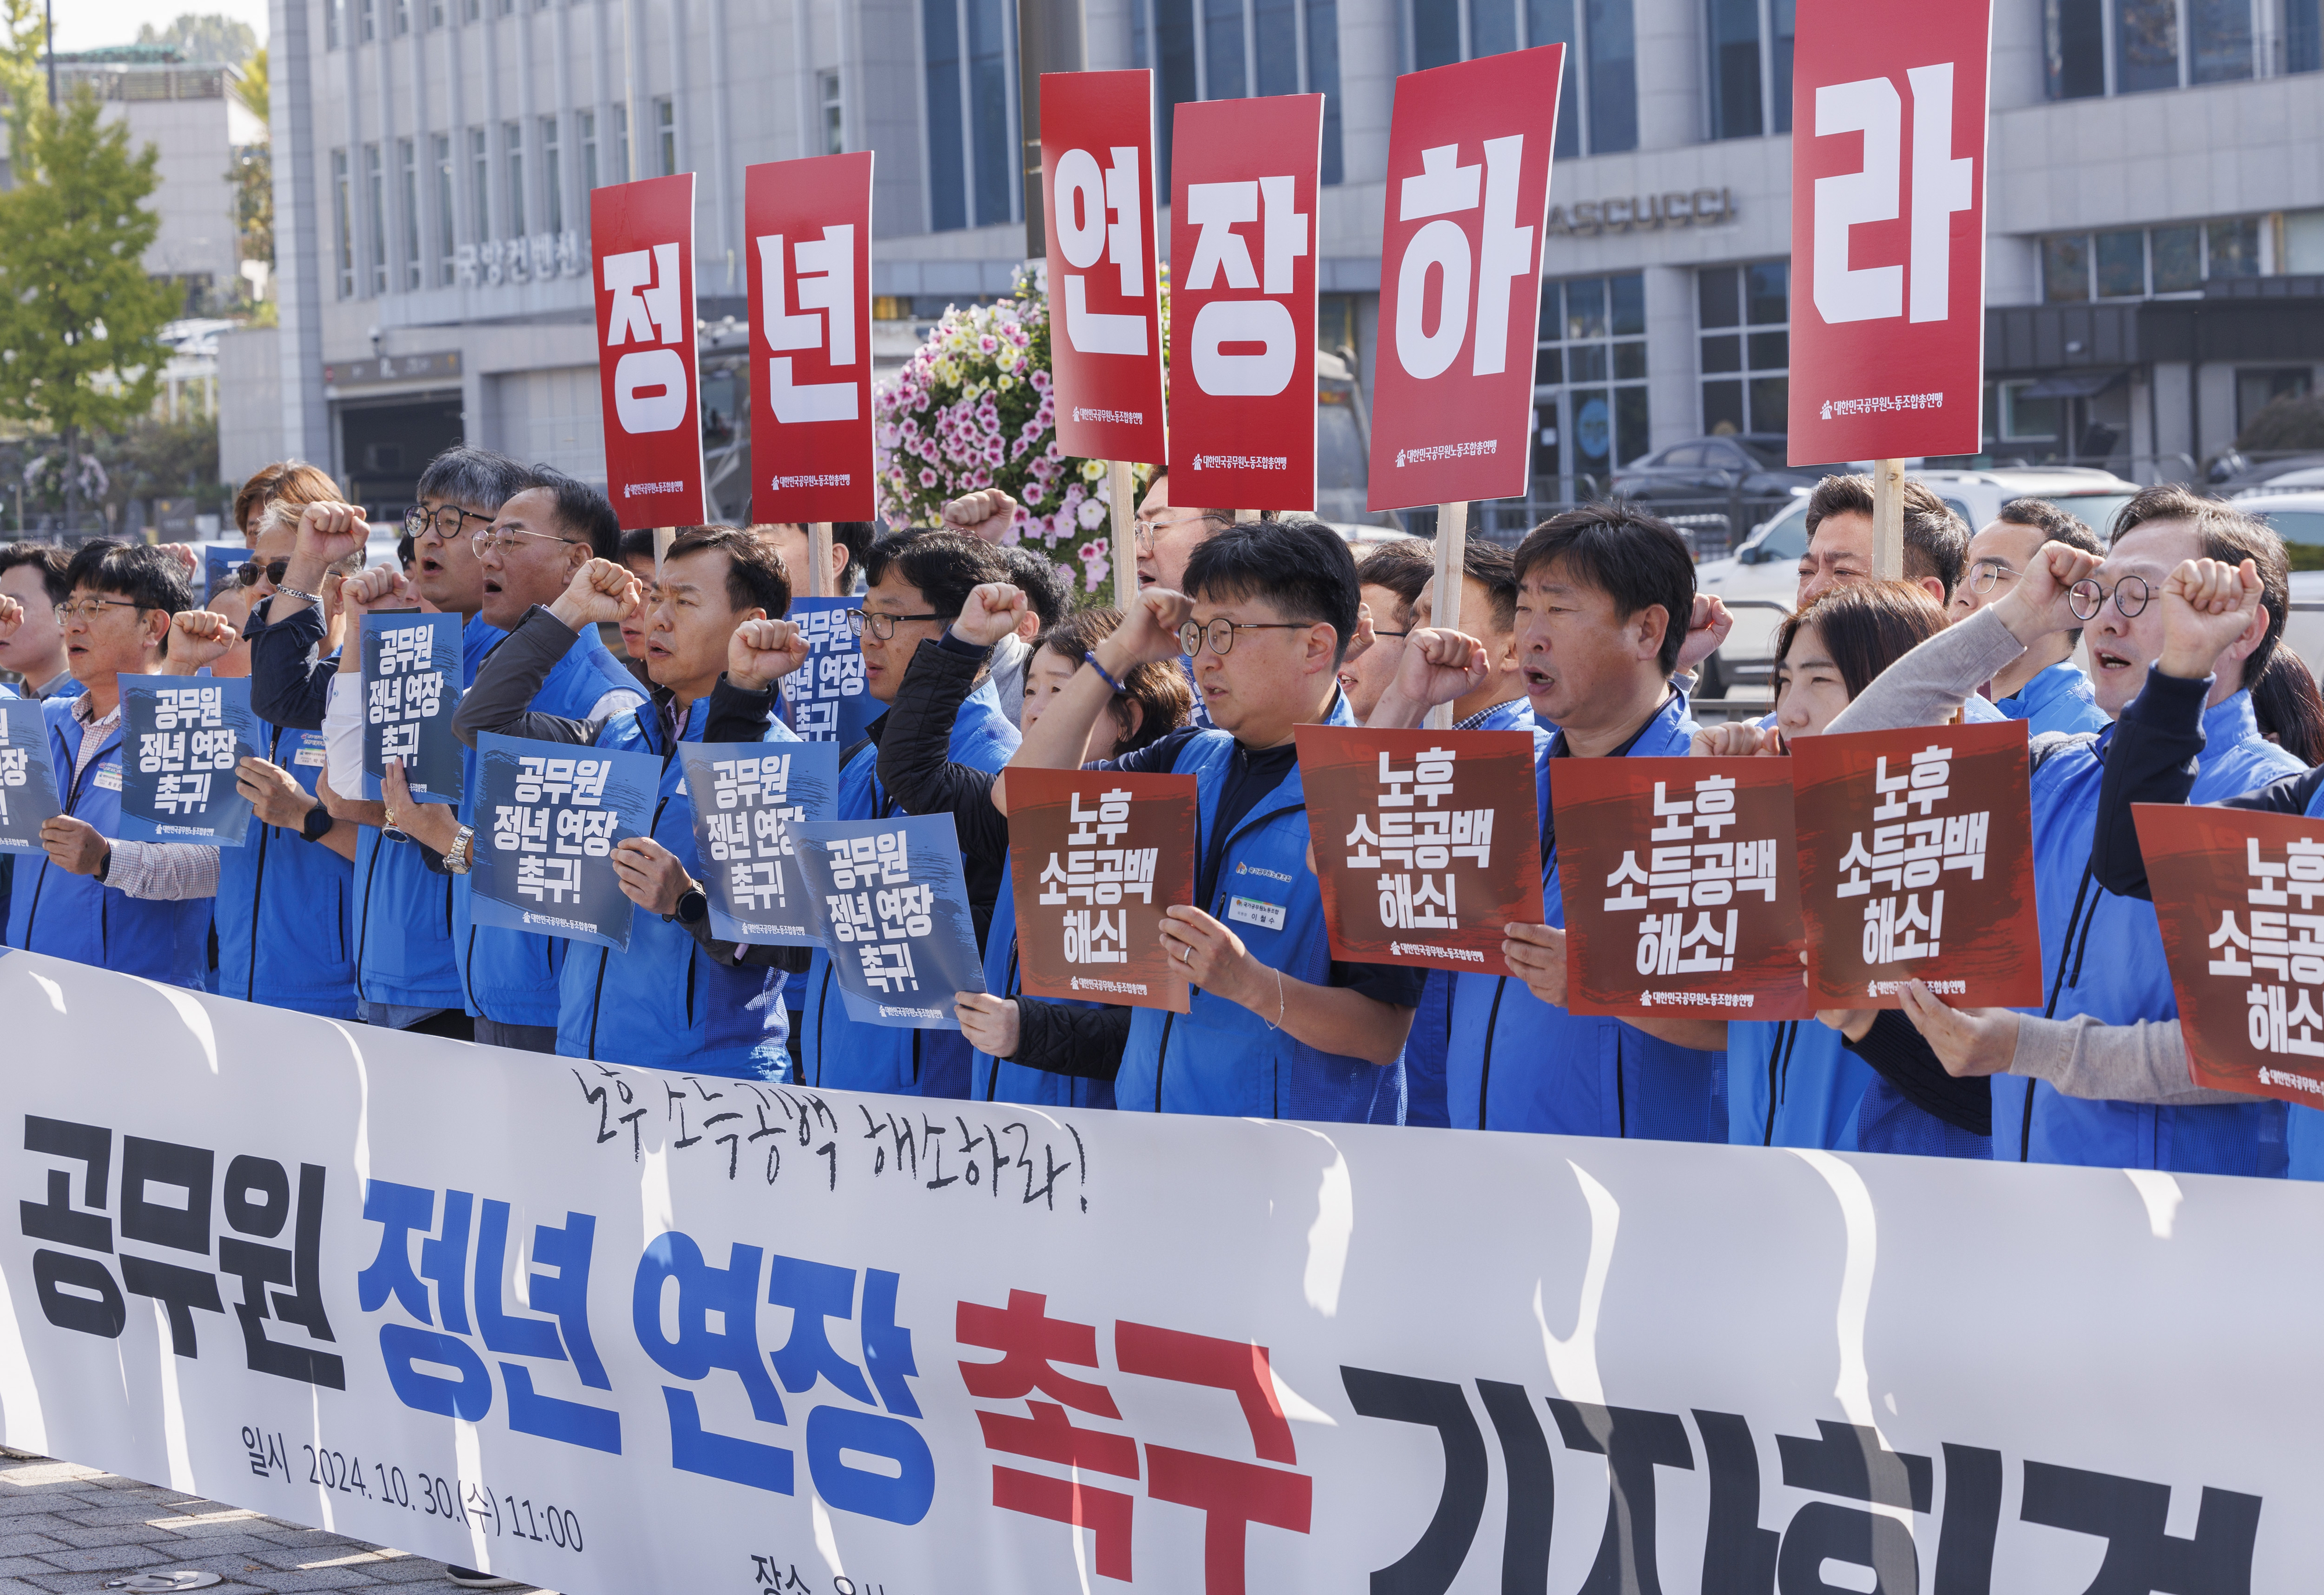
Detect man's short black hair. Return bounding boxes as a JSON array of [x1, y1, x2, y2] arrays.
[[416, 446, 529, 513], [863, 529, 1011, 619], [64, 540, 193, 618], [1353, 539, 1434, 629], [1001, 546, 1073, 632], [0, 543, 73, 605], [1996, 497, 2104, 558], [666, 526, 792, 619], [522, 465, 622, 560], [617, 527, 660, 566], [1512, 505, 1697, 673], [1182, 517, 1362, 665], [2113, 482, 2291, 690], [1805, 473, 1971, 598], [1455, 537, 1520, 634], [833, 522, 876, 590]]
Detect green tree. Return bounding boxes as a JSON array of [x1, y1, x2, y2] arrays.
[[0, 90, 179, 529], [233, 44, 267, 122], [0, 0, 44, 167], [135, 13, 258, 67]]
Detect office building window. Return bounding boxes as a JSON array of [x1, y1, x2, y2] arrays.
[[433, 133, 455, 285], [398, 137, 420, 289], [504, 121, 526, 237], [1534, 273, 1648, 495], [1698, 261, 1789, 436], [393, 0, 409, 35], [364, 142, 388, 293], [1135, 0, 1347, 187], [360, 0, 375, 42], [819, 69, 844, 154], [2044, 0, 2311, 96], [1706, 0, 1792, 138], [470, 127, 490, 243], [429, 0, 443, 25], [541, 117, 562, 233], [921, 0, 1017, 231], [1400, 0, 1632, 157], [579, 109, 598, 193], [332, 149, 354, 298], [612, 103, 630, 184], [2040, 215, 2268, 300], [655, 98, 675, 176], [327, 0, 344, 48]]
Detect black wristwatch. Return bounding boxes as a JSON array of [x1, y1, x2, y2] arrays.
[[300, 803, 337, 844], [665, 884, 709, 926]]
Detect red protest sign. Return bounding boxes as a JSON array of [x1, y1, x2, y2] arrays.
[[1006, 768, 1197, 1013], [1167, 94, 1322, 513], [1296, 725, 1543, 972], [1794, 719, 2039, 1008], [1041, 70, 1166, 467], [747, 151, 875, 524], [1786, 0, 1992, 461], [1365, 45, 1563, 512], [590, 174, 706, 528], [1551, 758, 1813, 1021], [2139, 802, 2324, 1108]]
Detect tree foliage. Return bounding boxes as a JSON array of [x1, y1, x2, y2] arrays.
[[135, 12, 259, 67], [0, 0, 43, 163], [233, 45, 267, 123], [2236, 392, 2324, 457]]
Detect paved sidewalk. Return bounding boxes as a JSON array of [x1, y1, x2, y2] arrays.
[[0, 1455, 543, 1595]]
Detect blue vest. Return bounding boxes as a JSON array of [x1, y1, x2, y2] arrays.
[[214, 720, 356, 1017], [798, 680, 1020, 1096], [1996, 690, 2303, 1174], [1114, 691, 1407, 1123], [969, 856, 1115, 1109], [454, 622, 647, 1026], [1445, 693, 1728, 1138], [0, 678, 83, 934], [1996, 660, 2110, 739], [558, 695, 795, 1078], [2279, 779, 2324, 1180], [6, 695, 211, 988], [1727, 1019, 1873, 1149]]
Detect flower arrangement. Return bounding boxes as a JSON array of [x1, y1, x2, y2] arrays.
[[874, 264, 1166, 607]]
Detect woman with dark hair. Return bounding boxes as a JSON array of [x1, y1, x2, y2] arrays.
[[1695, 579, 1993, 1158], [2250, 647, 2324, 766]]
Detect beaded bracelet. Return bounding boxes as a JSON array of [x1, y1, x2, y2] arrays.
[[1083, 649, 1127, 694]]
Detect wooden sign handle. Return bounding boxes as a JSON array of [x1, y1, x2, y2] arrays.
[[1871, 460, 1905, 582], [652, 526, 675, 579], [1109, 460, 1138, 604], [1425, 500, 1469, 731], [809, 521, 834, 600]]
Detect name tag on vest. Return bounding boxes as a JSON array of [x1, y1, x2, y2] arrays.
[[91, 762, 123, 793], [1226, 895, 1285, 933], [294, 737, 327, 767]]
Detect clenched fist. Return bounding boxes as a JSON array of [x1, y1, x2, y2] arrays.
[[727, 618, 810, 692], [953, 582, 1030, 649], [550, 558, 647, 630]]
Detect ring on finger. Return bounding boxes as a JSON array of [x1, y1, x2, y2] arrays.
[[1179, 942, 1192, 963]]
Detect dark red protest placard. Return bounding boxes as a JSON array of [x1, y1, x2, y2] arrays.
[[1296, 726, 1543, 972], [1007, 768, 1196, 1013], [2138, 802, 2324, 1108], [590, 173, 706, 529], [1551, 758, 1813, 1021], [1365, 45, 1563, 512], [1786, 0, 1992, 461], [1794, 719, 2039, 1008], [1041, 70, 1166, 467], [747, 151, 875, 524], [1167, 94, 1322, 513]]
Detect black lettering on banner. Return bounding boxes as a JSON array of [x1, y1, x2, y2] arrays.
[[120, 1256, 223, 1356], [22, 1116, 112, 1250], [1545, 1400, 1694, 1595], [120, 1137, 214, 1254], [217, 1162, 345, 1389], [1694, 1410, 1779, 1595], [1932, 1443, 2003, 1594], [31, 1249, 125, 1338], [2018, 1462, 2260, 1594], [1777, 1503, 1917, 1595], [1475, 1381, 1554, 1595], [1773, 1422, 1930, 1595], [1339, 1367, 1487, 1595]]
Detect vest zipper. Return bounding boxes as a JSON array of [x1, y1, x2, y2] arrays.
[[1615, 1032, 1627, 1137], [1477, 977, 1511, 1129], [353, 835, 383, 1003], [1764, 1020, 1797, 1147], [813, 962, 834, 1087], [245, 725, 279, 1001], [2032, 858, 2101, 1160], [586, 948, 611, 1057]]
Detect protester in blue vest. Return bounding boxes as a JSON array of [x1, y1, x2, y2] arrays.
[[1948, 499, 2111, 737], [0, 543, 83, 934], [996, 517, 1418, 1121], [3, 543, 214, 987], [1806, 488, 2303, 1174], [871, 599, 1190, 1106], [1339, 540, 1433, 725], [439, 529, 806, 1077], [1366, 506, 1725, 1137], [795, 531, 1020, 1096]]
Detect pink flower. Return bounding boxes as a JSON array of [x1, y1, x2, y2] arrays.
[[919, 467, 938, 488]]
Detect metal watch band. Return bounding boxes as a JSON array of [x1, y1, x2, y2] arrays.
[[275, 585, 327, 607]]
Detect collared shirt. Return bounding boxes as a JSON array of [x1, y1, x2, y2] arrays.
[[71, 691, 221, 902], [1456, 697, 1530, 732], [29, 668, 77, 701]]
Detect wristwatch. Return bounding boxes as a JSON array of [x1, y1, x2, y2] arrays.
[[665, 883, 709, 926], [443, 825, 476, 874], [275, 584, 327, 608], [300, 804, 336, 844]]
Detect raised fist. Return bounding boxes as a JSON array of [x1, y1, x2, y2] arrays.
[[1117, 586, 1197, 666], [550, 558, 647, 630], [168, 609, 242, 669], [941, 489, 1019, 544], [1676, 593, 1734, 676], [295, 501, 372, 565], [0, 592, 20, 641], [340, 563, 415, 625], [953, 582, 1030, 649], [728, 617, 810, 692], [2158, 555, 2266, 682]]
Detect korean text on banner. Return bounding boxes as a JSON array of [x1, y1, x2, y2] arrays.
[[469, 731, 659, 952], [1365, 45, 1563, 511], [747, 150, 876, 524], [1785, 0, 1992, 461], [2138, 801, 2324, 1107], [591, 174, 707, 529], [677, 739, 840, 945], [360, 611, 464, 805], [1553, 756, 1813, 1019], [795, 812, 986, 1029], [0, 697, 62, 850], [1794, 719, 2039, 1007], [117, 674, 262, 846], [1040, 69, 1167, 466], [1296, 725, 1543, 970], [1006, 767, 1197, 1013], [1167, 94, 1322, 512], [779, 597, 879, 744]]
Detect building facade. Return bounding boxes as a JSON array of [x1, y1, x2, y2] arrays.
[[233, 0, 2324, 517]]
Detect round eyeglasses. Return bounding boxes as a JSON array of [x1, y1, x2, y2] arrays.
[[403, 503, 496, 541], [2068, 575, 2152, 622], [1178, 618, 1311, 657], [1966, 561, 2019, 596]]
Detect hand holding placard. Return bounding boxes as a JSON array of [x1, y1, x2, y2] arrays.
[[1894, 978, 2021, 1077], [1502, 922, 1566, 1005], [2157, 555, 2268, 683]]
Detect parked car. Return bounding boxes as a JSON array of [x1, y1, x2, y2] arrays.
[[1610, 434, 1841, 510], [2232, 490, 2324, 680]]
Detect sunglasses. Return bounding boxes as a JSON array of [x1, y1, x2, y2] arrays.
[[236, 559, 290, 588]]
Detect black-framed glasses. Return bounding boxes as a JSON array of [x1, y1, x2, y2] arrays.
[[846, 608, 951, 641], [237, 558, 290, 588], [53, 597, 141, 626], [1371, 628, 1412, 641], [2068, 575, 2151, 622], [1178, 618, 1311, 657], [403, 503, 495, 541], [1967, 561, 2019, 596]]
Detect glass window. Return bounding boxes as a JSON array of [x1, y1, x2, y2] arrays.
[[1768, 0, 1792, 132], [2001, 382, 2061, 440], [2152, 225, 2200, 291], [2189, 0, 2251, 81], [1534, 347, 1563, 384], [819, 69, 844, 155], [1308, 0, 1343, 183], [2095, 230, 2144, 297], [1701, 334, 1742, 373], [1410, 0, 1629, 157], [504, 121, 525, 237], [327, 0, 343, 48], [1254, 0, 1299, 94], [2292, 0, 2321, 72], [399, 137, 420, 289], [612, 103, 629, 184], [1609, 273, 1644, 335], [365, 142, 387, 293], [1747, 377, 1787, 433], [1413, 0, 1460, 67], [332, 149, 354, 298], [1702, 381, 1744, 436], [433, 133, 454, 285], [2208, 217, 2261, 277], [579, 109, 598, 194], [1706, 0, 1763, 139], [923, 0, 963, 227], [1472, 0, 1520, 54], [2116, 0, 2179, 91], [1698, 267, 1740, 329], [361, 0, 375, 42], [1527, 0, 1581, 158], [1698, 262, 1788, 439], [2043, 235, 2091, 302], [1746, 329, 1787, 368], [394, 0, 409, 35], [1612, 341, 1646, 380], [1205, 0, 1246, 95], [430, 0, 443, 26], [969, 0, 1014, 225], [1569, 345, 1609, 382], [469, 127, 489, 245], [2046, 0, 2105, 97], [931, 0, 1015, 226], [1745, 261, 1787, 324], [1586, 0, 1636, 152], [1566, 278, 1606, 340], [654, 98, 675, 178], [541, 117, 562, 234], [1538, 273, 1649, 494]]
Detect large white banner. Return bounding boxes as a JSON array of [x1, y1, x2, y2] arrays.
[[0, 948, 2307, 1592]]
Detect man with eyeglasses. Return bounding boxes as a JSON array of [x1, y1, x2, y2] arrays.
[[1948, 499, 2110, 737], [0, 543, 216, 988], [996, 518, 1416, 1124], [1339, 540, 1432, 723], [794, 530, 1021, 1098]]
